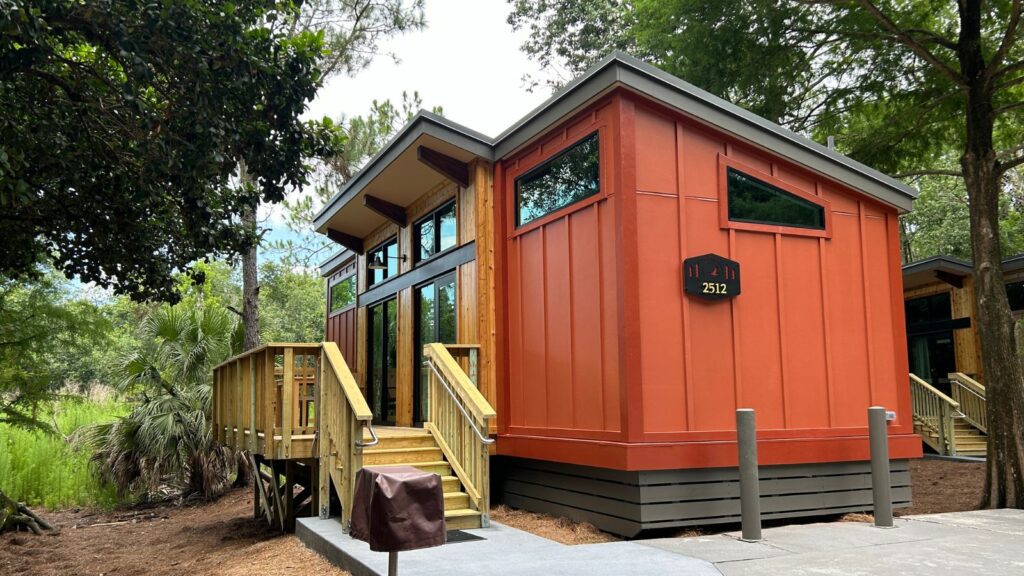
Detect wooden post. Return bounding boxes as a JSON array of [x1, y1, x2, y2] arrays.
[[284, 460, 296, 532], [235, 359, 244, 448], [282, 347, 294, 459], [318, 354, 330, 519], [249, 355, 257, 452], [265, 349, 276, 457]]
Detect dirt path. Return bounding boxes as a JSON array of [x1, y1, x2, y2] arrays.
[[0, 488, 348, 576]]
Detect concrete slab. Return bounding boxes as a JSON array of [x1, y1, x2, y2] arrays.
[[639, 534, 790, 563], [299, 510, 1024, 576], [716, 527, 1024, 576], [297, 517, 720, 576], [904, 508, 1024, 537]]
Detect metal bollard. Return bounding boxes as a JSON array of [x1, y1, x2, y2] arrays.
[[736, 408, 762, 541], [868, 406, 894, 528]]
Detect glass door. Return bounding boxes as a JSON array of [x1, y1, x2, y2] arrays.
[[367, 298, 397, 426], [415, 273, 457, 424]]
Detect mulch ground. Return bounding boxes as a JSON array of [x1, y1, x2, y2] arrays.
[[0, 488, 348, 576], [0, 457, 991, 573], [897, 457, 986, 516]]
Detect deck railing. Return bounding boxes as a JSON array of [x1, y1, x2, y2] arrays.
[[909, 373, 961, 456], [424, 343, 496, 526], [949, 372, 987, 433], [212, 343, 321, 459], [317, 341, 374, 529]]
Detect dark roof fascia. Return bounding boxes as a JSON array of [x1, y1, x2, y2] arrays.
[[901, 255, 973, 276], [319, 248, 355, 278], [312, 111, 495, 231], [493, 52, 918, 212], [1001, 255, 1024, 275]]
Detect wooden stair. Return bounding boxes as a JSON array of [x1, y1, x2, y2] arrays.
[[347, 427, 483, 530], [917, 418, 987, 457]]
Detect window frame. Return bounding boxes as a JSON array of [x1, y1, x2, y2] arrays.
[[513, 130, 602, 230], [366, 236, 399, 288], [412, 198, 458, 265], [718, 154, 832, 239]]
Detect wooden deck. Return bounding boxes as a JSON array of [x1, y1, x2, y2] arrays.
[[211, 342, 496, 533]]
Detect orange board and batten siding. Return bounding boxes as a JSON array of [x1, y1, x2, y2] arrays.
[[496, 91, 920, 471]]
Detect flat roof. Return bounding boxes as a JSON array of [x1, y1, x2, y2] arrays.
[[314, 52, 918, 236]]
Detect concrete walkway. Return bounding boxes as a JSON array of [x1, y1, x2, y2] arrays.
[[297, 509, 1024, 576]]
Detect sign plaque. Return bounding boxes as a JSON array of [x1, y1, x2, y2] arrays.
[[683, 254, 740, 301]]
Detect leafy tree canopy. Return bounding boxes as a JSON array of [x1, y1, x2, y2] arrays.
[[0, 0, 341, 302], [507, 0, 1024, 175]]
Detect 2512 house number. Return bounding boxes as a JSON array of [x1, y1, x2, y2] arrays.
[[684, 254, 740, 301], [702, 282, 729, 295]]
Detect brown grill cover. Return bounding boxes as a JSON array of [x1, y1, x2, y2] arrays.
[[350, 465, 447, 552]]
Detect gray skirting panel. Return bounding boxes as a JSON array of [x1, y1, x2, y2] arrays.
[[493, 457, 912, 537]]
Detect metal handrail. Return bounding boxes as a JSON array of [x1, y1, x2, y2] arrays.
[[952, 380, 985, 402], [356, 421, 379, 448], [426, 360, 495, 445]]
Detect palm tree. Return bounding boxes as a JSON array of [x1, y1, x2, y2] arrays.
[[82, 304, 243, 500]]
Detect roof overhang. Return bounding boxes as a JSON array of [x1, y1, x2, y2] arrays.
[[493, 52, 918, 212], [902, 256, 973, 290], [313, 53, 919, 252], [313, 112, 494, 246], [319, 248, 354, 278]]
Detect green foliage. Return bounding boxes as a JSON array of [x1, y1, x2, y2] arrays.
[[0, 271, 111, 430], [259, 260, 326, 343], [0, 397, 124, 509], [903, 174, 1024, 261], [288, 0, 426, 79], [0, 0, 340, 301], [83, 302, 238, 500]]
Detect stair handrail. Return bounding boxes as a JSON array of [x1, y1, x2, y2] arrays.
[[318, 341, 374, 529], [423, 343, 496, 526], [909, 372, 960, 456], [426, 360, 495, 445], [949, 372, 987, 433]]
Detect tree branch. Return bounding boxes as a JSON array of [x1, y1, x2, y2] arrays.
[[852, 0, 966, 87], [893, 168, 964, 178], [1000, 155, 1024, 173], [994, 101, 1024, 116], [990, 0, 1023, 75]]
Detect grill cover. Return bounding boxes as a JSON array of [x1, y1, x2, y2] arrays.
[[350, 465, 447, 552]]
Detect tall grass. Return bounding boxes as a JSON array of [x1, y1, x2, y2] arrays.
[[0, 398, 125, 509]]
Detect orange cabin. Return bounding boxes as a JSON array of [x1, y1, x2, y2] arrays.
[[314, 53, 922, 535]]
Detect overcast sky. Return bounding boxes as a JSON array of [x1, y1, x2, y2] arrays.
[[263, 0, 553, 262], [306, 0, 551, 137]]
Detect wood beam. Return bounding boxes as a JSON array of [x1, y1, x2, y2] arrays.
[[363, 194, 407, 227], [935, 270, 965, 288], [327, 228, 364, 254], [417, 145, 470, 188]]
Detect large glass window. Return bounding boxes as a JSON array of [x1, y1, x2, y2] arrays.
[[367, 298, 397, 426], [367, 238, 399, 287], [1007, 280, 1024, 311], [727, 167, 825, 229], [414, 200, 457, 263], [414, 274, 456, 424], [515, 132, 600, 227], [329, 276, 356, 314], [905, 292, 952, 326]]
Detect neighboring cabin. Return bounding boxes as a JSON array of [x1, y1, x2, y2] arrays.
[[225, 52, 924, 538]]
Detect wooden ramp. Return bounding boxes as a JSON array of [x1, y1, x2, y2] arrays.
[[910, 372, 987, 457]]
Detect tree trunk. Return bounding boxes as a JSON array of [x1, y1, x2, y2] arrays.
[[958, 0, 1024, 508], [241, 202, 260, 351]]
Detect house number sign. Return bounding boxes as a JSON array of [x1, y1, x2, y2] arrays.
[[683, 254, 740, 301]]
